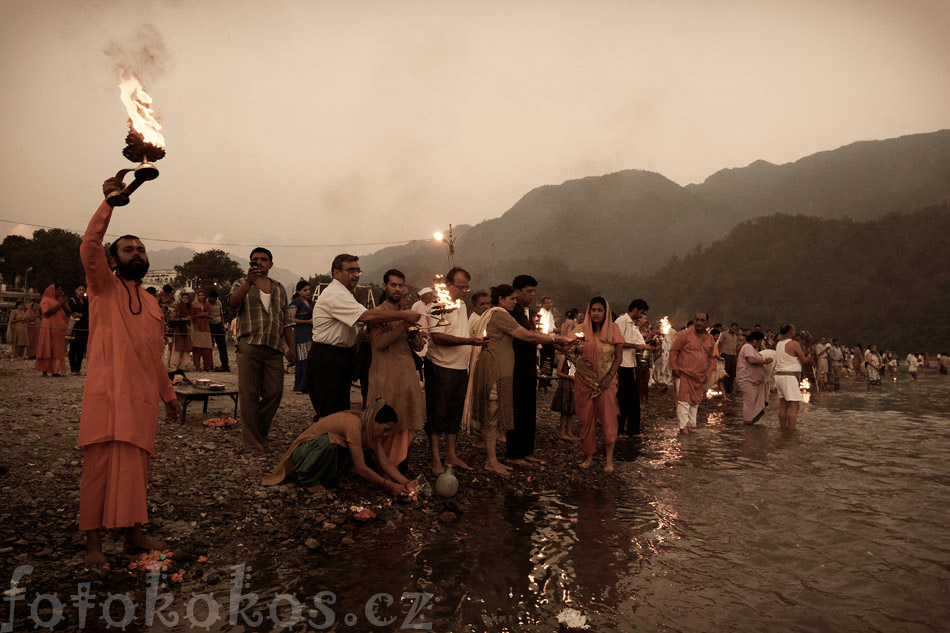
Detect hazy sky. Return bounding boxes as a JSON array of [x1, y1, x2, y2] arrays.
[[1, 0, 948, 276]]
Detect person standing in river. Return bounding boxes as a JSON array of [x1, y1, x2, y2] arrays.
[[864, 345, 883, 389], [736, 331, 773, 424], [774, 324, 810, 430], [615, 299, 649, 435], [669, 312, 716, 434], [572, 296, 623, 471]]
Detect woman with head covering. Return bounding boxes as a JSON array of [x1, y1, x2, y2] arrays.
[[35, 284, 70, 376], [736, 331, 773, 424], [463, 284, 574, 476], [571, 296, 623, 472], [262, 398, 415, 494]]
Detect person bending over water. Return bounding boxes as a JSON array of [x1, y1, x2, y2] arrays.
[[263, 399, 416, 496]]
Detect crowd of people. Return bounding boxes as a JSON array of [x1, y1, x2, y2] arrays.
[[7, 181, 947, 571]]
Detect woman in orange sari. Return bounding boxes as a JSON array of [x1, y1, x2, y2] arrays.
[[571, 296, 623, 472], [35, 284, 70, 376]]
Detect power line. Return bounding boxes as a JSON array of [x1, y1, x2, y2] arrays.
[[0, 218, 423, 248]]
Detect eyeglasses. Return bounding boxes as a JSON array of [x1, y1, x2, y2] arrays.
[[342, 267, 362, 274], [449, 283, 470, 291]]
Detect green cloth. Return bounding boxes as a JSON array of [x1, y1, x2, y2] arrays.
[[291, 434, 353, 488]]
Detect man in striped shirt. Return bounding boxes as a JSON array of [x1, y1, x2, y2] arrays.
[[228, 248, 295, 456]]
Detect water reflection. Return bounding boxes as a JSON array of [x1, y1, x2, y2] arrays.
[[261, 375, 948, 632]]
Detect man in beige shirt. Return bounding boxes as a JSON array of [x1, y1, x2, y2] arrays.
[[717, 322, 740, 395]]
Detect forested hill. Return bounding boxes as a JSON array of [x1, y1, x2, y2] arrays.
[[629, 204, 950, 352], [360, 129, 950, 283]]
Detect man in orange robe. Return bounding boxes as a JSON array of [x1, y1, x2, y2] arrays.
[[34, 284, 70, 376], [669, 312, 716, 435], [78, 178, 182, 570]]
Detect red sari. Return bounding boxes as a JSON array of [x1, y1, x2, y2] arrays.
[[35, 285, 69, 375]]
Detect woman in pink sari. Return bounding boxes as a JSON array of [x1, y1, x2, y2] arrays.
[[571, 296, 623, 472], [35, 284, 70, 376], [736, 331, 773, 424]]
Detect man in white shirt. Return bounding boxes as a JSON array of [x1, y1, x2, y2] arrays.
[[468, 291, 491, 337], [906, 352, 919, 380], [536, 296, 556, 390], [615, 299, 649, 435], [424, 268, 487, 475], [307, 253, 419, 419], [411, 286, 435, 369]]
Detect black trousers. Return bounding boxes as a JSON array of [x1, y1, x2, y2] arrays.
[[307, 343, 356, 420], [210, 322, 230, 369], [507, 375, 537, 459], [68, 330, 88, 373], [723, 354, 737, 394], [617, 366, 640, 434]]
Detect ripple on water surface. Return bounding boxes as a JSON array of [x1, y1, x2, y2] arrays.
[[285, 375, 950, 632]]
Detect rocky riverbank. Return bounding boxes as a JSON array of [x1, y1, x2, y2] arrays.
[[0, 351, 683, 629]]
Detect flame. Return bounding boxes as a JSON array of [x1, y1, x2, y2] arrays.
[[660, 316, 671, 336], [432, 275, 461, 314], [800, 378, 811, 403], [538, 308, 554, 334], [705, 388, 723, 399], [118, 68, 165, 148]]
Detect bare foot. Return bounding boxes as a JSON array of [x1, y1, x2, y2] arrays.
[[85, 534, 110, 573], [579, 457, 593, 469], [484, 462, 511, 477], [305, 484, 327, 495], [445, 456, 472, 470], [524, 456, 546, 465], [430, 461, 445, 476], [558, 434, 580, 442], [604, 462, 614, 473], [507, 458, 534, 468]]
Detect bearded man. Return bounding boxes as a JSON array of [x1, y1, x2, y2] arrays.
[[78, 178, 182, 570]]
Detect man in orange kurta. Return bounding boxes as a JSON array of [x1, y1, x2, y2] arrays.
[[78, 179, 181, 569], [669, 312, 716, 434], [34, 284, 70, 376]]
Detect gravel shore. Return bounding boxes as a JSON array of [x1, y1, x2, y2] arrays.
[[0, 349, 681, 629]]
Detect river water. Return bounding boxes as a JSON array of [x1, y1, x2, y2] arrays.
[[283, 375, 949, 632]]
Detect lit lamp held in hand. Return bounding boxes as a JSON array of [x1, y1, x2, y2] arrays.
[[104, 68, 165, 207]]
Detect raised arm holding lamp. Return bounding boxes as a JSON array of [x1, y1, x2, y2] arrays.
[[307, 254, 422, 420], [78, 177, 182, 572]]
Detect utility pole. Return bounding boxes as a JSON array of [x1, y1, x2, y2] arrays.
[[434, 225, 456, 268]]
